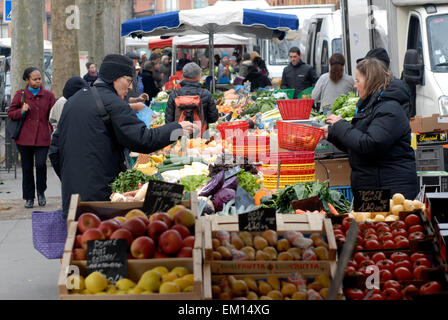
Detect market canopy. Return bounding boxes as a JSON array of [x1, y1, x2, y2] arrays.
[[148, 37, 173, 50], [173, 34, 250, 48]]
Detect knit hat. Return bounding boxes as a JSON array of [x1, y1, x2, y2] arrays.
[[125, 51, 140, 60], [161, 55, 169, 62], [357, 48, 390, 68], [183, 62, 202, 80], [62, 76, 87, 99], [221, 52, 229, 58], [150, 52, 162, 61], [99, 54, 134, 84]]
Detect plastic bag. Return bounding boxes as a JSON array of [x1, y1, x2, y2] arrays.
[[136, 106, 153, 128]]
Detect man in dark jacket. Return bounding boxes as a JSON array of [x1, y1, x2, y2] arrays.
[[166, 62, 218, 135], [49, 54, 195, 218], [281, 47, 318, 99], [141, 61, 160, 105]]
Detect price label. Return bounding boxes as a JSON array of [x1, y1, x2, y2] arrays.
[[238, 207, 277, 231], [86, 239, 127, 284], [353, 189, 391, 213], [142, 180, 184, 215]]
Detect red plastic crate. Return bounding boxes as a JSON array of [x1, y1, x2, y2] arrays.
[[217, 121, 249, 140], [260, 151, 315, 164], [277, 121, 323, 151], [277, 99, 314, 120]]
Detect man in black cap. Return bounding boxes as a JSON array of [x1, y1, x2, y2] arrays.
[[356, 47, 391, 68], [49, 54, 196, 218]]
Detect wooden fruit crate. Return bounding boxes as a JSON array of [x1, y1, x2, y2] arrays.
[[201, 213, 337, 275], [58, 248, 202, 300], [202, 262, 338, 300]]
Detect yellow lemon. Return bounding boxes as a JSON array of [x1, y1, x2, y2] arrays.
[[127, 287, 145, 295], [116, 278, 136, 291], [137, 270, 161, 292], [114, 216, 127, 224], [80, 289, 92, 295], [70, 275, 85, 293], [182, 274, 194, 283], [171, 267, 189, 278], [162, 272, 178, 283], [159, 282, 181, 294], [125, 209, 147, 220], [106, 285, 118, 294], [183, 285, 194, 292], [85, 272, 108, 294], [173, 278, 192, 291], [151, 266, 169, 276]]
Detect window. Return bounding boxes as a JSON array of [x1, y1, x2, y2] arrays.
[[165, 0, 177, 12], [321, 40, 329, 74], [194, 0, 207, 9], [332, 38, 342, 54], [407, 15, 424, 64], [427, 14, 448, 72]]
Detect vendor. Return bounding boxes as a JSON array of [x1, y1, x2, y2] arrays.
[[49, 54, 196, 219], [244, 65, 272, 92], [323, 58, 418, 199]]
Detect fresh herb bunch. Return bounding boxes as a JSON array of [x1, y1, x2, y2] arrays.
[[180, 175, 210, 192], [237, 169, 261, 197], [110, 169, 159, 193]]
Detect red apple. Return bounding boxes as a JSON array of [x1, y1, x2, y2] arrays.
[[81, 228, 105, 250], [171, 224, 191, 239], [73, 248, 87, 260], [77, 213, 101, 233], [159, 229, 183, 255], [147, 220, 169, 242], [98, 220, 120, 239], [152, 212, 173, 228], [108, 218, 122, 228], [130, 236, 155, 259], [136, 216, 150, 227], [74, 235, 83, 249], [154, 251, 169, 258], [110, 228, 134, 247], [183, 236, 195, 248], [176, 246, 193, 257], [122, 217, 147, 237]]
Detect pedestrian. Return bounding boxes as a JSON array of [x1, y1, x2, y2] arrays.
[[166, 62, 218, 137], [125, 52, 149, 111], [141, 61, 160, 105], [312, 53, 355, 109], [239, 53, 252, 78], [83, 62, 98, 87], [249, 51, 260, 62], [229, 56, 239, 74], [8, 67, 56, 208], [252, 56, 269, 77], [49, 77, 88, 131], [217, 53, 232, 83], [49, 54, 196, 218], [281, 47, 318, 99], [244, 65, 272, 91], [159, 55, 171, 87], [177, 53, 191, 71], [323, 58, 418, 199], [135, 63, 144, 95]]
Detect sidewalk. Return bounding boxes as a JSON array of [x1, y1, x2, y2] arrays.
[[0, 164, 62, 299]]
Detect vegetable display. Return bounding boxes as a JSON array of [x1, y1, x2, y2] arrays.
[[154, 91, 169, 102], [179, 174, 210, 192], [110, 169, 159, 194], [237, 169, 261, 197], [331, 92, 359, 123]]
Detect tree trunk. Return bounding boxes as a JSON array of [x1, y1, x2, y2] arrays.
[[76, 0, 96, 63], [51, 0, 80, 99], [103, 0, 121, 57], [11, 0, 44, 94], [120, 0, 133, 54]]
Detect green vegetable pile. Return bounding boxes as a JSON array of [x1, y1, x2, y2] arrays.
[[180, 175, 210, 192], [261, 181, 351, 214], [152, 114, 165, 126], [237, 169, 261, 197], [331, 92, 359, 123], [212, 93, 224, 101], [154, 91, 169, 102], [241, 97, 277, 117], [110, 169, 159, 193]]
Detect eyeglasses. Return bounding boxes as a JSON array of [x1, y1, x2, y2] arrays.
[[124, 77, 133, 86]]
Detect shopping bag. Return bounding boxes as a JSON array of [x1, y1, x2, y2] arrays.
[[32, 210, 67, 259]]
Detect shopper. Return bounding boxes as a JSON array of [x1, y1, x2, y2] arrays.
[[150, 52, 163, 89], [159, 55, 171, 87], [49, 54, 196, 218], [281, 47, 318, 99], [229, 56, 239, 74], [239, 53, 252, 78], [49, 77, 88, 131], [8, 67, 56, 208], [124, 52, 149, 111], [312, 53, 355, 108], [141, 61, 160, 105], [244, 65, 272, 91], [323, 58, 418, 199], [252, 56, 269, 77], [83, 62, 98, 87], [165, 62, 218, 134]]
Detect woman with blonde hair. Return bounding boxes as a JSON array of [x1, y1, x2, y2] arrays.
[[323, 58, 418, 199], [312, 53, 354, 108]]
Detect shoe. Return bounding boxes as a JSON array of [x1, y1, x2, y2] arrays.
[[37, 193, 46, 207], [25, 200, 34, 209]]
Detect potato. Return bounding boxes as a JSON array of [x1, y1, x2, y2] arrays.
[[374, 214, 385, 222], [385, 215, 399, 222], [413, 200, 425, 209], [403, 199, 414, 212], [392, 193, 405, 205], [391, 204, 404, 216]]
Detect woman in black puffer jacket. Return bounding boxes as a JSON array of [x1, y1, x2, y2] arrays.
[[322, 58, 418, 199]]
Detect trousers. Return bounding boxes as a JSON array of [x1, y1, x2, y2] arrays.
[[16, 145, 49, 200]]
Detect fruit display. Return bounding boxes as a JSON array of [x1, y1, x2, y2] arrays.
[[67, 266, 196, 296], [71, 205, 197, 260], [210, 273, 332, 300], [333, 211, 430, 251]]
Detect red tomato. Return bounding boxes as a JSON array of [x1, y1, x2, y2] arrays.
[[383, 280, 402, 291], [391, 221, 406, 230], [333, 223, 342, 230], [364, 234, 379, 242], [395, 260, 413, 271], [392, 228, 408, 238], [334, 229, 345, 237], [360, 221, 374, 230], [355, 244, 364, 251], [368, 293, 384, 300], [376, 225, 391, 234], [413, 266, 429, 280], [354, 252, 370, 264], [346, 266, 357, 275], [402, 284, 419, 298], [342, 217, 353, 231], [380, 269, 394, 282], [335, 234, 346, 243], [371, 252, 387, 263], [376, 259, 395, 273], [405, 214, 421, 227], [390, 252, 409, 263], [419, 281, 442, 295], [365, 239, 381, 250], [410, 252, 427, 262], [347, 260, 358, 269], [409, 231, 425, 240], [379, 232, 393, 241], [394, 236, 410, 248], [345, 288, 365, 300], [408, 224, 424, 234], [383, 287, 402, 300], [381, 239, 396, 249], [364, 228, 377, 237], [414, 257, 432, 268], [374, 222, 389, 230], [360, 259, 375, 268], [394, 267, 413, 281]]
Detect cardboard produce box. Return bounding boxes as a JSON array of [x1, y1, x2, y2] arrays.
[[410, 114, 448, 133], [315, 158, 351, 187]]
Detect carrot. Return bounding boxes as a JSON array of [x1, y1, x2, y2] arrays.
[[328, 203, 339, 215], [254, 189, 268, 206], [295, 209, 306, 214]]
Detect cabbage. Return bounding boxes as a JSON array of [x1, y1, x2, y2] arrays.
[[212, 188, 236, 212], [222, 176, 239, 190], [199, 170, 225, 196]]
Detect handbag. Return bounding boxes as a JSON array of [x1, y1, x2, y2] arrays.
[[32, 210, 67, 259], [6, 90, 27, 140]]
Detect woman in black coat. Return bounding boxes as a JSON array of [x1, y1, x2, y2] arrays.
[[323, 58, 418, 199], [244, 66, 271, 92], [141, 61, 160, 105]]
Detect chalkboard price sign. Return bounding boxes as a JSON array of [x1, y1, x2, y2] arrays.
[[353, 189, 391, 213], [86, 239, 128, 284], [238, 207, 277, 231], [142, 180, 184, 215]]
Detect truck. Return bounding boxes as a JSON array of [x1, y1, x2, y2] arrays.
[[340, 0, 448, 117]]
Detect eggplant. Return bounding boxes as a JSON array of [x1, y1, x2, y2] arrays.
[[222, 176, 238, 190], [212, 188, 236, 212], [199, 170, 225, 196]]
